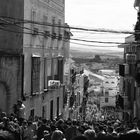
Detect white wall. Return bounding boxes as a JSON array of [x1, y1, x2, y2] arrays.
[[23, 0, 65, 119], [100, 76, 119, 109]]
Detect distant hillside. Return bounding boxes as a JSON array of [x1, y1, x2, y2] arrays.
[[70, 49, 123, 59]]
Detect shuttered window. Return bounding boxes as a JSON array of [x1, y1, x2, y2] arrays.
[[31, 56, 40, 94], [46, 59, 53, 87], [53, 58, 58, 75], [47, 59, 52, 76]]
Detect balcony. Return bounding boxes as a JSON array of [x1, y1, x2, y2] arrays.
[[126, 54, 136, 64], [54, 75, 59, 80], [32, 28, 39, 36], [44, 31, 50, 38], [47, 80, 60, 90], [58, 34, 63, 40], [52, 32, 56, 39]]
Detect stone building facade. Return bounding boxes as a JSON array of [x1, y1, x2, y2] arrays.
[[0, 0, 69, 120]]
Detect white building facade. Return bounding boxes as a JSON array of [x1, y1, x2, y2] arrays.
[[100, 76, 119, 109], [23, 0, 67, 120]]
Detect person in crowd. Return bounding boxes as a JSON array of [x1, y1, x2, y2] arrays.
[[136, 119, 140, 133], [106, 126, 113, 136], [83, 129, 96, 140], [37, 119, 50, 140], [96, 125, 106, 138], [41, 130, 51, 140], [16, 100, 26, 125], [23, 121, 34, 140], [51, 129, 65, 140], [65, 120, 78, 140], [71, 135, 88, 140], [55, 118, 68, 134], [0, 129, 16, 140], [3, 108, 140, 140]]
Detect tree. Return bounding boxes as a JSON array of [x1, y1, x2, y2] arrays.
[[93, 55, 101, 62]]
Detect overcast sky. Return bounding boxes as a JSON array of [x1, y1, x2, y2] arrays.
[[65, 0, 137, 52]]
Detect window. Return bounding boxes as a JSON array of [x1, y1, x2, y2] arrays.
[[58, 59, 63, 83], [31, 10, 36, 22], [53, 58, 58, 80], [105, 91, 109, 96], [57, 97, 59, 117], [58, 19, 61, 34], [31, 56, 40, 94], [50, 100, 53, 120], [53, 58, 58, 75], [29, 109, 34, 120], [105, 98, 108, 103], [43, 0, 49, 2], [30, 109, 34, 117], [52, 17, 55, 33], [31, 10, 38, 45], [44, 58, 47, 89], [77, 92, 80, 106], [43, 15, 48, 30], [45, 59, 53, 87], [77, 79, 79, 84], [31, 10, 36, 31], [42, 106, 46, 118], [46, 59, 52, 76]]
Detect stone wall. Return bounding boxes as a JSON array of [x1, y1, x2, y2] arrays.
[[0, 55, 23, 114]]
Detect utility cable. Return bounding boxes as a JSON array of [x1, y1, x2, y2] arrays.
[[0, 16, 136, 35], [70, 41, 122, 47], [0, 25, 133, 46], [0, 17, 139, 46]]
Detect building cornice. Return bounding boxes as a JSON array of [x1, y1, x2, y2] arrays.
[[38, 0, 65, 17]]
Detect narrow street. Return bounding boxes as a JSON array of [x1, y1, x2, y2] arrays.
[[0, 0, 140, 140]]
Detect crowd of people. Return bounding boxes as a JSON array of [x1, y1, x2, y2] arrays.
[[0, 103, 140, 140]]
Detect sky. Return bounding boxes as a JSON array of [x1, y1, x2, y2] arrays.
[[65, 0, 138, 52]]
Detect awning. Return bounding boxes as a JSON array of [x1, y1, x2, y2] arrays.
[[32, 53, 41, 57]]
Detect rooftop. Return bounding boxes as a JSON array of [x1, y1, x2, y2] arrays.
[[84, 69, 105, 81]]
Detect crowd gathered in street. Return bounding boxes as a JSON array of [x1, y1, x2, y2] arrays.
[[0, 101, 140, 140]]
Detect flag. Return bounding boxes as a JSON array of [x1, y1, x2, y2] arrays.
[[134, 0, 140, 8]]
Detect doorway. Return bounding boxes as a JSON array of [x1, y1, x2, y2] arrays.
[[50, 100, 53, 120], [0, 82, 8, 113]]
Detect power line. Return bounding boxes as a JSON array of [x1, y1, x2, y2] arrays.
[[70, 41, 120, 47], [0, 16, 136, 35], [0, 24, 131, 46], [0, 17, 138, 46], [71, 35, 126, 39], [71, 30, 108, 34], [70, 38, 124, 45], [0, 26, 135, 47], [0, 19, 128, 44]]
